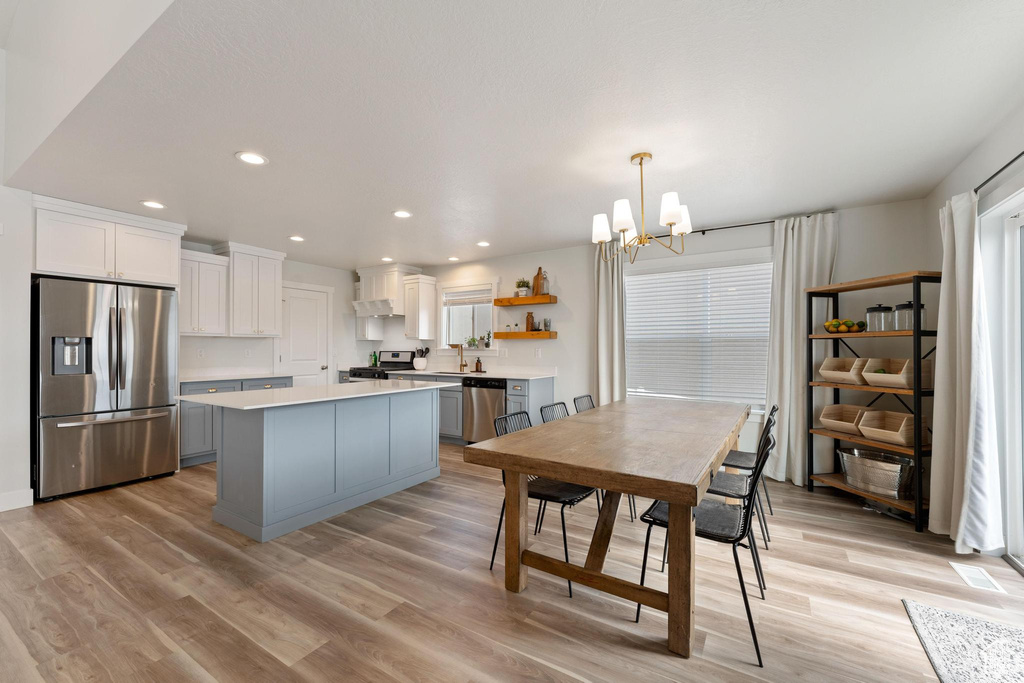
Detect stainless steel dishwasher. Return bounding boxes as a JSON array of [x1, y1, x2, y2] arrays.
[[462, 377, 507, 442]]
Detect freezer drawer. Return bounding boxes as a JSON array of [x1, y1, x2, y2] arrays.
[[37, 406, 178, 498]]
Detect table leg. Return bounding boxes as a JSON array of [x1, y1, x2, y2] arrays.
[[504, 470, 529, 592], [584, 491, 621, 571], [667, 502, 695, 657]]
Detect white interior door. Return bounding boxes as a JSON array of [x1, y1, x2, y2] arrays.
[[277, 286, 330, 386]]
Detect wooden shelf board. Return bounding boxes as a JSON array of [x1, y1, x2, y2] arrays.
[[809, 428, 930, 455], [493, 294, 558, 307], [805, 270, 941, 294], [494, 331, 558, 340], [809, 381, 916, 395], [809, 473, 925, 514], [809, 330, 937, 339]]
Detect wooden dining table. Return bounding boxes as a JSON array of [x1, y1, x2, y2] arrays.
[[463, 396, 750, 657]]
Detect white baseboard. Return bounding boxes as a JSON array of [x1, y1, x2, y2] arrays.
[[0, 488, 33, 513]]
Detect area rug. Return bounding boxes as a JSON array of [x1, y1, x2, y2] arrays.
[[903, 599, 1024, 682]]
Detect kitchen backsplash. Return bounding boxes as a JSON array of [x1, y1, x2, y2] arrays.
[[179, 336, 275, 375]]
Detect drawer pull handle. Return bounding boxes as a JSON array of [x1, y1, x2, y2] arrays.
[[208, 388, 218, 393], [512, 385, 522, 390], [264, 384, 272, 388]]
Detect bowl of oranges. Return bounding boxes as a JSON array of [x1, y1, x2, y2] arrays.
[[824, 319, 867, 334]]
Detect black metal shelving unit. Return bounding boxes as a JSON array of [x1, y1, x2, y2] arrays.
[[805, 271, 941, 531]]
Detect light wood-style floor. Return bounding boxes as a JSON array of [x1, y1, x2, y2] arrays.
[[0, 443, 1021, 682]]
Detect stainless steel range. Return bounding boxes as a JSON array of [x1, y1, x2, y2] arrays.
[[348, 350, 415, 381]]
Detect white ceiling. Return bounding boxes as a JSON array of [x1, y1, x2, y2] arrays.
[[8, 0, 1024, 269]]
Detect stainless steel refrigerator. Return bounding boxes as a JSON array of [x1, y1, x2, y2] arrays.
[[32, 277, 178, 499]]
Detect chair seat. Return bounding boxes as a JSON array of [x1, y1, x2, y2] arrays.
[[722, 448, 757, 470], [638, 499, 744, 543], [528, 478, 596, 505], [707, 471, 754, 499]]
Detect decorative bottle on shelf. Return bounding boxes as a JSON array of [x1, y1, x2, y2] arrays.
[[540, 271, 550, 296], [514, 323, 519, 332], [525, 311, 535, 333]]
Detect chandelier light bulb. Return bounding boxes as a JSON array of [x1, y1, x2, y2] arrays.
[[591, 214, 611, 243], [674, 205, 693, 235], [612, 199, 635, 234]]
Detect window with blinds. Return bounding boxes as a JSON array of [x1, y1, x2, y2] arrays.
[[624, 261, 773, 406], [441, 285, 494, 347]]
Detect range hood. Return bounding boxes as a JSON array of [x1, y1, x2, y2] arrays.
[[353, 298, 398, 317], [352, 262, 422, 318]]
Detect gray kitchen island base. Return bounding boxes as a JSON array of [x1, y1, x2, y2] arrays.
[[201, 384, 445, 542]]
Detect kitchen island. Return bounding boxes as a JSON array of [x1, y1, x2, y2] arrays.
[[176, 379, 459, 541]]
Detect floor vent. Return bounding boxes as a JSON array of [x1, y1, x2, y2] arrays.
[[948, 562, 1006, 593]]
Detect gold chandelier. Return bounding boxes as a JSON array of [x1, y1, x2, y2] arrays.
[[592, 152, 692, 263]]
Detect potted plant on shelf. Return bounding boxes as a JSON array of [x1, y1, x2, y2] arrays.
[[466, 336, 478, 349], [515, 278, 531, 297], [483, 331, 492, 348]]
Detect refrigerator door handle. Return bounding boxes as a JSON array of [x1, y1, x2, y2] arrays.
[[56, 411, 170, 429], [109, 307, 117, 389], [118, 307, 127, 390]]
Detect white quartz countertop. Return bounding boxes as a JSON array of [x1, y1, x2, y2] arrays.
[[337, 366, 557, 380], [177, 379, 460, 410], [180, 372, 295, 384]]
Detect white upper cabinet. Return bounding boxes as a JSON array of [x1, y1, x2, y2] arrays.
[[353, 263, 421, 317], [180, 250, 228, 336], [35, 210, 116, 279], [214, 242, 286, 337], [34, 199, 186, 286], [403, 275, 436, 340], [115, 224, 180, 284]]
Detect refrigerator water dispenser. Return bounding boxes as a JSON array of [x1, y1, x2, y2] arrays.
[[52, 336, 91, 375]]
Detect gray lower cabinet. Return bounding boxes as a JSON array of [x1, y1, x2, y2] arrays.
[[438, 388, 463, 438], [179, 376, 292, 468], [505, 393, 527, 416], [506, 377, 554, 427]]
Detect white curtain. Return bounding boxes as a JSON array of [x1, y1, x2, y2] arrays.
[[595, 246, 626, 405], [764, 213, 838, 484], [930, 191, 1004, 553], [984, 210, 1024, 557]]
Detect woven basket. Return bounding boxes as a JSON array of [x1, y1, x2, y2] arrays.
[[862, 358, 934, 389], [858, 411, 928, 446], [819, 404, 874, 435], [818, 357, 868, 385]]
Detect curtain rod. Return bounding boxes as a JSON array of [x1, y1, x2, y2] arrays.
[[974, 149, 1024, 194], [650, 211, 835, 239]]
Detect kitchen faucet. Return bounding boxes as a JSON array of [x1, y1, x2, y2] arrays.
[[449, 343, 468, 372]]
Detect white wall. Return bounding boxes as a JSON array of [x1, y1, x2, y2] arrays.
[[0, 48, 37, 511], [926, 98, 1024, 229], [4, 0, 173, 181]]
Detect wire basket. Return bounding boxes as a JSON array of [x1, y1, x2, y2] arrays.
[[838, 447, 915, 500]]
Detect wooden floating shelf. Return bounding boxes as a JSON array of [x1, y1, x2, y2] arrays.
[[493, 294, 558, 307], [809, 427, 930, 456], [809, 381, 922, 396], [809, 473, 925, 514], [805, 270, 942, 294], [494, 331, 558, 340]]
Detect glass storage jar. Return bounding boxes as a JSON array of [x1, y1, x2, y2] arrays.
[[894, 301, 926, 331], [865, 304, 893, 332]]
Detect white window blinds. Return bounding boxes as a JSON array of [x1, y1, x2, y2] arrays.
[[624, 261, 773, 406]]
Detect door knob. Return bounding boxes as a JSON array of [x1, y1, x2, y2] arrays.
[[321, 365, 328, 370], [118, 272, 124, 278]]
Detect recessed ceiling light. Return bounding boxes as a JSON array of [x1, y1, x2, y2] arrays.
[[235, 151, 268, 165], [381, 257, 393, 262], [476, 241, 490, 247], [393, 210, 412, 218], [289, 235, 304, 242], [140, 200, 164, 209], [448, 256, 459, 261]]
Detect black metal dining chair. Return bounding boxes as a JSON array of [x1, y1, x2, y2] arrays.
[[537, 403, 602, 531], [489, 411, 599, 597], [723, 405, 779, 515], [714, 407, 779, 549], [634, 433, 776, 668], [573, 394, 596, 413], [565, 394, 638, 521]]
